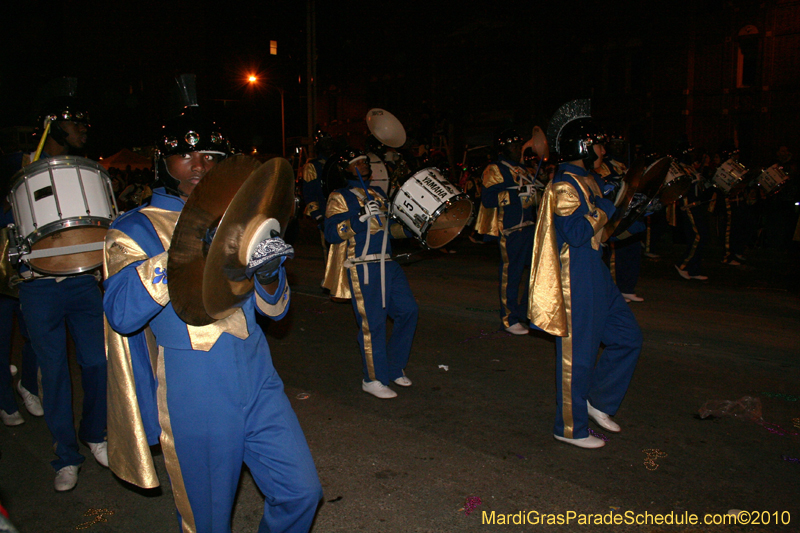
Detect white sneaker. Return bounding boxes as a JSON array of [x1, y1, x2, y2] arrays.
[[1, 409, 24, 426], [505, 323, 529, 335], [393, 375, 412, 387], [17, 381, 44, 417], [587, 401, 621, 433], [362, 380, 397, 399], [553, 434, 605, 449], [88, 441, 109, 467], [54, 465, 79, 492], [9, 364, 17, 377]]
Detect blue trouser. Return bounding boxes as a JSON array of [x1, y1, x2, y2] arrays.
[[348, 261, 418, 385], [498, 225, 534, 328], [0, 295, 38, 414], [162, 333, 322, 533], [18, 276, 107, 470], [554, 258, 642, 439], [678, 206, 708, 276]]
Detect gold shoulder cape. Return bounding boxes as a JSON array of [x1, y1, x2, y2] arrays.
[[527, 181, 568, 336]]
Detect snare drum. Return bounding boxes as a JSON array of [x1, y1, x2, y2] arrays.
[[756, 164, 790, 196], [390, 167, 472, 249], [712, 159, 749, 195], [8, 156, 118, 275], [657, 161, 692, 204]]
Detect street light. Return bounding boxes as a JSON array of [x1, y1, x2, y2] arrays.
[[247, 74, 286, 158]]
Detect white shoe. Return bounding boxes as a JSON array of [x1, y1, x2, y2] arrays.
[[362, 380, 397, 399], [88, 441, 109, 467], [393, 375, 412, 387], [54, 465, 79, 492], [17, 381, 44, 417], [1, 409, 24, 426], [674, 265, 691, 280], [553, 434, 605, 449], [9, 364, 17, 377], [505, 323, 529, 335], [587, 401, 621, 433], [621, 293, 644, 302]]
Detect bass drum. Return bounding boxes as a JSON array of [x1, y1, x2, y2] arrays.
[[8, 156, 118, 275], [657, 160, 693, 204], [390, 168, 472, 249]]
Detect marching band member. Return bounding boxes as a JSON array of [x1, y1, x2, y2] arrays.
[[323, 149, 418, 399], [475, 129, 537, 335], [103, 102, 322, 532], [12, 86, 108, 491], [530, 110, 641, 449], [675, 151, 712, 281], [302, 128, 334, 254], [595, 153, 646, 302]]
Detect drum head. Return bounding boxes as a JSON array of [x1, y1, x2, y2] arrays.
[[423, 197, 472, 248]]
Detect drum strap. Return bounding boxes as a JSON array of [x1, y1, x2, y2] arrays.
[[500, 161, 533, 185]]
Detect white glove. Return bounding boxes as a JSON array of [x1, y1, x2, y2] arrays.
[[358, 200, 382, 222], [518, 185, 533, 199]]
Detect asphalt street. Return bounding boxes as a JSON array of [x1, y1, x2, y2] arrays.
[[1, 219, 799, 533]]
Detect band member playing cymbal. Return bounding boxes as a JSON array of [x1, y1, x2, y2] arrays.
[[103, 88, 321, 532], [530, 105, 641, 449], [323, 148, 418, 399], [475, 129, 537, 335]]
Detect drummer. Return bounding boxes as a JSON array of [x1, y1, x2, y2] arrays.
[[103, 101, 322, 531], [9, 89, 108, 492], [323, 148, 418, 399], [475, 129, 536, 335]]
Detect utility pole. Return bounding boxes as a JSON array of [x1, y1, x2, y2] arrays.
[[306, 0, 317, 155]]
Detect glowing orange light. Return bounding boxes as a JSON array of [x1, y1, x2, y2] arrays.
[[248, 75, 257, 83]]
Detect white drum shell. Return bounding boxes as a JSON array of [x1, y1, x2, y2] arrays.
[[712, 159, 748, 194], [9, 156, 117, 244], [390, 167, 470, 248], [757, 164, 789, 195]]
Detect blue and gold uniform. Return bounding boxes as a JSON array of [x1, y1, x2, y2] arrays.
[[476, 155, 536, 329], [529, 163, 641, 440], [103, 188, 322, 533], [323, 180, 418, 386]]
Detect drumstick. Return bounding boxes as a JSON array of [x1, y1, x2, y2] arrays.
[[32, 121, 52, 163], [356, 167, 383, 227]]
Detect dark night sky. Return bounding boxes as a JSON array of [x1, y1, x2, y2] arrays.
[[0, 0, 701, 156]]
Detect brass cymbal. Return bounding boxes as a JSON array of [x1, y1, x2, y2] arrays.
[[603, 156, 671, 241], [168, 155, 263, 326], [602, 157, 646, 242], [203, 157, 295, 321]]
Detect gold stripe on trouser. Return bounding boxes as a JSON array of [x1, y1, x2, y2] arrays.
[[559, 243, 574, 439], [499, 233, 511, 327], [349, 262, 375, 381], [156, 347, 195, 533], [609, 243, 617, 282], [723, 198, 732, 260], [679, 202, 701, 271]]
